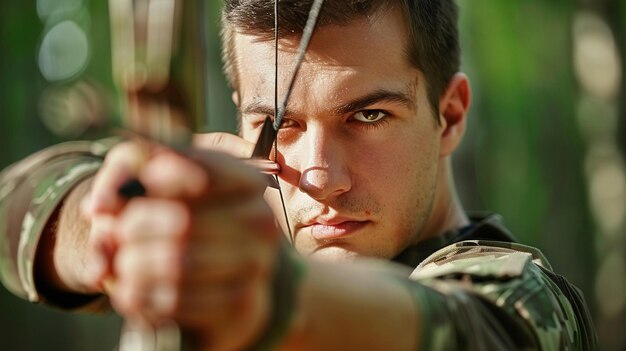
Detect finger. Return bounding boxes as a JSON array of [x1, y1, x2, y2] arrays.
[[139, 151, 209, 200], [243, 159, 280, 175], [189, 195, 279, 244], [193, 132, 280, 174], [139, 149, 267, 200], [193, 132, 255, 158], [185, 150, 267, 198], [87, 142, 148, 215], [110, 274, 152, 318], [114, 241, 182, 284], [111, 233, 270, 321], [112, 249, 179, 319], [112, 243, 182, 318], [116, 198, 191, 244]]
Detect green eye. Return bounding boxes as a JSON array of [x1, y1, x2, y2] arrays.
[[353, 110, 387, 123]]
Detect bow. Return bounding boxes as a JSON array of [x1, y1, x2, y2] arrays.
[[108, 0, 325, 349], [109, 0, 205, 349]]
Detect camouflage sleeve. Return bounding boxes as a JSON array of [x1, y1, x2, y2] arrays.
[[0, 138, 118, 303], [406, 240, 596, 350]]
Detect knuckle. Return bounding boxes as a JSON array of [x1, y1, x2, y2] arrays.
[[114, 247, 139, 278], [118, 199, 191, 243], [112, 281, 142, 316], [117, 201, 149, 241], [104, 142, 141, 164]]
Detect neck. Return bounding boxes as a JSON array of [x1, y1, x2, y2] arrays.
[[416, 158, 469, 244]]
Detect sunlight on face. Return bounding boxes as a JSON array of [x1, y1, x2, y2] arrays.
[[234, 7, 442, 262]]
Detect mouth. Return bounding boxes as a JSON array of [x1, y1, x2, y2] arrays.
[[306, 220, 370, 241]]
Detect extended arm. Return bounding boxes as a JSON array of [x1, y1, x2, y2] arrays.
[[0, 133, 255, 306], [0, 139, 113, 305]]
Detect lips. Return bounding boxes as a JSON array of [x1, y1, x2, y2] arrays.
[[308, 220, 369, 241]]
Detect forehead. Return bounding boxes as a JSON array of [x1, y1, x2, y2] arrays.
[[232, 6, 414, 100]]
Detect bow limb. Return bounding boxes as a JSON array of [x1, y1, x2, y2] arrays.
[[109, 0, 206, 145], [109, 0, 208, 350]]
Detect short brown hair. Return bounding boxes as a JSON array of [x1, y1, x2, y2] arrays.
[[221, 0, 460, 116]]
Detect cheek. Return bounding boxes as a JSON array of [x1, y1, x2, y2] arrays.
[[355, 128, 437, 196], [361, 128, 440, 249]]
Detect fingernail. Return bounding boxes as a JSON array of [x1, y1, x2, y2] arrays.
[[264, 160, 280, 170], [258, 160, 281, 174]]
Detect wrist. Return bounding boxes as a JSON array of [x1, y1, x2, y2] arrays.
[[36, 177, 103, 295], [34, 202, 104, 308]]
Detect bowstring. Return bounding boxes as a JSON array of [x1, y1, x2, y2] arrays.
[[273, 0, 325, 130], [273, 0, 325, 244], [273, 0, 293, 244]]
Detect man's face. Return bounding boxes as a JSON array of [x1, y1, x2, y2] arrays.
[[235, 8, 442, 262]]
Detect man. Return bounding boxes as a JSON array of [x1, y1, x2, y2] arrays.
[[0, 0, 596, 350]]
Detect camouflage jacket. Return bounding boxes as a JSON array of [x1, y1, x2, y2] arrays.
[[394, 217, 597, 350], [0, 140, 597, 350]]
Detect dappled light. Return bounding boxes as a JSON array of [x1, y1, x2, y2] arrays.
[[574, 8, 625, 349]]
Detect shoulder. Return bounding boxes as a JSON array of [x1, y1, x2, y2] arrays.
[[411, 239, 553, 280], [409, 240, 594, 350]]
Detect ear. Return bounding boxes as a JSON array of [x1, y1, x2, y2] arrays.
[[438, 73, 471, 157]]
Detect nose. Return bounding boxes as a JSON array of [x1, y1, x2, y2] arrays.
[[297, 127, 351, 201]]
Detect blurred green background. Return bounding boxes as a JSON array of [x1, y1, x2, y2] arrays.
[[0, 1, 624, 350]]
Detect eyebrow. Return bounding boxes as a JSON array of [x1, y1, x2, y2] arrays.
[[241, 88, 417, 119], [241, 101, 276, 118], [334, 89, 416, 115]]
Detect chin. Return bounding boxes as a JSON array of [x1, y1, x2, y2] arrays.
[[309, 245, 363, 263]]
